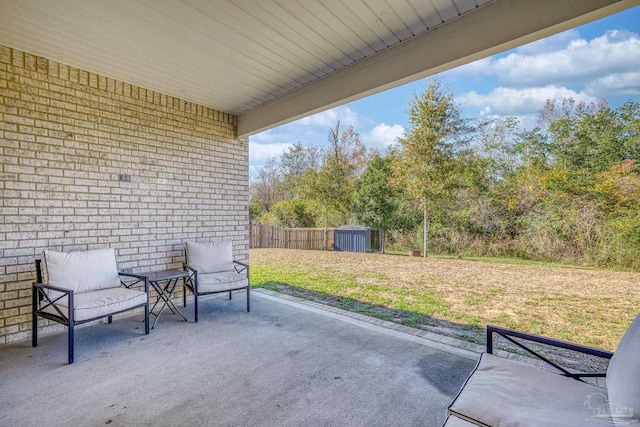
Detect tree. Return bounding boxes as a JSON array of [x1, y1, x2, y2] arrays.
[[299, 122, 370, 249], [392, 79, 473, 257], [327, 121, 371, 178], [250, 158, 282, 215], [478, 117, 519, 183], [280, 142, 322, 198], [539, 99, 640, 172], [574, 100, 640, 171], [260, 199, 316, 228], [514, 127, 549, 170], [619, 101, 640, 161], [353, 156, 398, 230], [301, 156, 352, 249]]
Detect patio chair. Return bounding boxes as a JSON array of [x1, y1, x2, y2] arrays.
[[32, 248, 149, 364], [445, 312, 640, 426], [183, 241, 250, 322]]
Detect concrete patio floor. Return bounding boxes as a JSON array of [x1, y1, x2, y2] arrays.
[[0, 290, 478, 427]]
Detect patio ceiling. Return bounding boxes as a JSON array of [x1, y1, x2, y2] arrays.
[[0, 0, 637, 137]]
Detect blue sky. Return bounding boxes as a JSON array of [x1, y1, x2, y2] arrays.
[[249, 7, 640, 174]]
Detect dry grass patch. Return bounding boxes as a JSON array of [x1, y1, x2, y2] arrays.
[[250, 248, 640, 350]]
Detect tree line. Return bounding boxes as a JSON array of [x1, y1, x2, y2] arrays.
[[250, 80, 640, 269]]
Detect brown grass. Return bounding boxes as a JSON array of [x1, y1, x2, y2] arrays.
[[250, 248, 640, 351]]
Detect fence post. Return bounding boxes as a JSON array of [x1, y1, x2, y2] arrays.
[[260, 223, 265, 248]]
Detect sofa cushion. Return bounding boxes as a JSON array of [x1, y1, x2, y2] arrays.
[[449, 353, 611, 427], [43, 248, 121, 293], [442, 415, 480, 427], [40, 287, 147, 322], [185, 241, 234, 274], [195, 271, 248, 294], [606, 312, 640, 426]]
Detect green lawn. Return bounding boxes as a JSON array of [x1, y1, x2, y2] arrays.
[[250, 248, 640, 350]]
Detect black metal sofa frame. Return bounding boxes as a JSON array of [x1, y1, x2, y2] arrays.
[[486, 324, 614, 379], [32, 259, 150, 364], [443, 324, 618, 426]]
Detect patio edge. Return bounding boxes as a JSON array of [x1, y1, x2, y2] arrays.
[[253, 288, 481, 361]]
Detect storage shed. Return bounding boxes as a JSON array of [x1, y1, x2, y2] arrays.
[[333, 226, 383, 253]]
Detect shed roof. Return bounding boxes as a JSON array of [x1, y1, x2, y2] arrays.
[[335, 225, 374, 231]]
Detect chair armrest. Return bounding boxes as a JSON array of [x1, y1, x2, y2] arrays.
[[33, 282, 73, 295], [487, 324, 613, 379], [32, 282, 73, 320], [118, 272, 149, 293], [183, 263, 197, 273], [233, 260, 248, 268], [487, 325, 613, 358], [233, 260, 249, 276]]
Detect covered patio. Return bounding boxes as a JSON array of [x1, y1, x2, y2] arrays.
[[1, 0, 639, 426], [0, 291, 477, 426]]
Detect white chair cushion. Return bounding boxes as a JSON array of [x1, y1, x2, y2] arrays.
[[449, 353, 611, 427], [606, 312, 640, 426], [186, 241, 234, 274], [43, 248, 121, 293], [196, 271, 248, 294], [41, 287, 147, 322]]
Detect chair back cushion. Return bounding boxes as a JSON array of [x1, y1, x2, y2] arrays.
[[185, 241, 234, 274], [606, 312, 640, 426], [43, 248, 121, 293]]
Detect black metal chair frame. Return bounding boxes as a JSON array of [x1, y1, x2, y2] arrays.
[[182, 252, 250, 323], [32, 259, 150, 364], [486, 324, 614, 381]]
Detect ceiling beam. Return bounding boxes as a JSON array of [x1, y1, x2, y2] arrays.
[[238, 0, 638, 137]]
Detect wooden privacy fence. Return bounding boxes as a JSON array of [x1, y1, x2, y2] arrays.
[[250, 222, 334, 250]]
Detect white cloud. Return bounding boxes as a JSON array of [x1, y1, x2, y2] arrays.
[[585, 72, 640, 97], [250, 129, 290, 144], [490, 30, 640, 87], [443, 30, 640, 88], [251, 106, 361, 150], [443, 57, 493, 79], [249, 141, 292, 163], [363, 123, 405, 148], [294, 106, 360, 128], [514, 29, 581, 55], [458, 85, 597, 117], [441, 29, 584, 79]]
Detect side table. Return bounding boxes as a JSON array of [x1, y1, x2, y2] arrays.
[[139, 269, 189, 328]]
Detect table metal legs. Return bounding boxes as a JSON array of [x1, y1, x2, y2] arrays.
[[149, 277, 188, 328]]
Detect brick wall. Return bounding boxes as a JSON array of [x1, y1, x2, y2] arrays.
[[0, 45, 249, 343]]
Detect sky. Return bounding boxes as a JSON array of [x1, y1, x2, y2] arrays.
[[249, 6, 640, 175]]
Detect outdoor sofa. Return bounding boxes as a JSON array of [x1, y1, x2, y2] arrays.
[[444, 312, 640, 426], [32, 248, 149, 364], [183, 241, 250, 322]]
